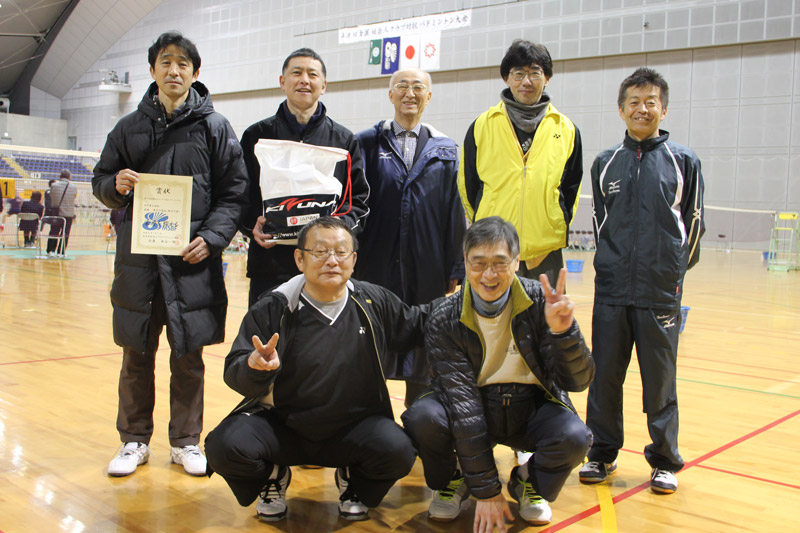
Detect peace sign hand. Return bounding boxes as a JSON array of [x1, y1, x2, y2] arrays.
[[248, 333, 280, 371], [539, 268, 575, 335]]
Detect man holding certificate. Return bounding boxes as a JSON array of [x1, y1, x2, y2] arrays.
[[92, 31, 248, 478]]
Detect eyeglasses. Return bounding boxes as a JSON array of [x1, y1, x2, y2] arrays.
[[510, 68, 544, 82], [466, 258, 515, 273], [393, 83, 428, 95], [300, 248, 355, 262]]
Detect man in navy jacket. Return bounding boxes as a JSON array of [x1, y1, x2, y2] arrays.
[[579, 67, 704, 495], [355, 68, 465, 405]]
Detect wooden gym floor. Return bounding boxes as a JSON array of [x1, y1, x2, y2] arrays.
[[1, 238, 798, 532]]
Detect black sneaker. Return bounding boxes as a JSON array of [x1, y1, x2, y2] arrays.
[[256, 466, 292, 522], [335, 467, 368, 521], [579, 460, 617, 484]]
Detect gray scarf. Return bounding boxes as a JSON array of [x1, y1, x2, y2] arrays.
[[471, 286, 511, 318], [501, 88, 550, 133]]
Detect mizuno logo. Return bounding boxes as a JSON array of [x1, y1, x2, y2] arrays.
[[379, 152, 393, 159], [657, 315, 677, 329], [265, 198, 337, 212], [358, 327, 366, 334], [608, 180, 621, 194]]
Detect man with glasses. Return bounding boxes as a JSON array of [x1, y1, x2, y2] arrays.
[[402, 216, 593, 530], [205, 216, 430, 523], [458, 40, 583, 288], [355, 68, 465, 407], [240, 48, 370, 307]]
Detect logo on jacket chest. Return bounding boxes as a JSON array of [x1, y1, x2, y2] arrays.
[[378, 151, 393, 160], [607, 180, 621, 194]]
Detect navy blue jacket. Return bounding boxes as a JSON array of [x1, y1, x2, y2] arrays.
[[355, 120, 465, 307]]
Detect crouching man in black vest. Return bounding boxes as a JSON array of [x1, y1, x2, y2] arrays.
[[206, 216, 430, 523]]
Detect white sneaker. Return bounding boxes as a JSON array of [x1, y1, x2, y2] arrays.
[[429, 472, 469, 521], [650, 468, 678, 494], [170, 444, 207, 476], [507, 466, 552, 526], [335, 467, 368, 521], [515, 450, 533, 465], [108, 442, 150, 476], [257, 466, 292, 522]]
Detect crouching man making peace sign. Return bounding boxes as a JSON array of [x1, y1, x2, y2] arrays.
[[205, 216, 431, 523], [402, 216, 594, 531]]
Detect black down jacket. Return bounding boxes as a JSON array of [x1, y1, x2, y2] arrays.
[[92, 81, 248, 356], [426, 275, 594, 499]]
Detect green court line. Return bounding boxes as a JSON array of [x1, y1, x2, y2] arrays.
[[627, 369, 800, 400]]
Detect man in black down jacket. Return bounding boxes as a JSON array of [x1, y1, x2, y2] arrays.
[[92, 32, 248, 478], [239, 48, 369, 307], [402, 216, 594, 531], [205, 217, 426, 523]]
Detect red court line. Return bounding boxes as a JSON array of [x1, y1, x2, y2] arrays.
[[0, 352, 119, 366], [539, 408, 800, 532]]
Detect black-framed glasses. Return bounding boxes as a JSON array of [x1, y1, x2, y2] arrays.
[[466, 258, 514, 273], [393, 83, 428, 95], [300, 248, 355, 262], [510, 68, 544, 82]]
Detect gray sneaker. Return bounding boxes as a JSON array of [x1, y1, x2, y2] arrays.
[[428, 472, 469, 521], [335, 467, 368, 521], [256, 466, 292, 522], [579, 460, 618, 484], [507, 466, 552, 526]]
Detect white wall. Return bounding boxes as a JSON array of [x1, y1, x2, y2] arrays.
[[59, 0, 800, 249], [0, 112, 68, 149]]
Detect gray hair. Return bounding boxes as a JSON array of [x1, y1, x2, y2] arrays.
[[463, 216, 520, 257]]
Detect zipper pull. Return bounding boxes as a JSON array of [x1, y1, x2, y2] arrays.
[[502, 393, 512, 407]]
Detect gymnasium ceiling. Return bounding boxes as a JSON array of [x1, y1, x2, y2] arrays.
[[0, 0, 162, 108]]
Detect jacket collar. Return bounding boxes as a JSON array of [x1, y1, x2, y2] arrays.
[[278, 100, 328, 134], [274, 273, 355, 311], [139, 81, 212, 123], [622, 129, 669, 152], [379, 119, 447, 139]]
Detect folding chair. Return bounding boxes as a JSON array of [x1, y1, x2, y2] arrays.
[[40, 215, 67, 258]]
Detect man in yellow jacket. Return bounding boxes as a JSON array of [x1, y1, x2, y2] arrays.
[[458, 39, 583, 286]]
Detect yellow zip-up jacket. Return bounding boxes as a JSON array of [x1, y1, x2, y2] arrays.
[[458, 100, 583, 262]]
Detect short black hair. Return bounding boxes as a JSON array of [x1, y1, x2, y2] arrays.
[[30, 191, 42, 203], [463, 216, 520, 258], [296, 216, 357, 252], [282, 48, 327, 78], [618, 67, 669, 109], [148, 31, 201, 74], [500, 39, 553, 80]]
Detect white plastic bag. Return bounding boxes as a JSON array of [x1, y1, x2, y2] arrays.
[[254, 139, 349, 242]]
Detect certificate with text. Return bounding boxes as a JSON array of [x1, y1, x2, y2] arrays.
[[131, 173, 193, 255]]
